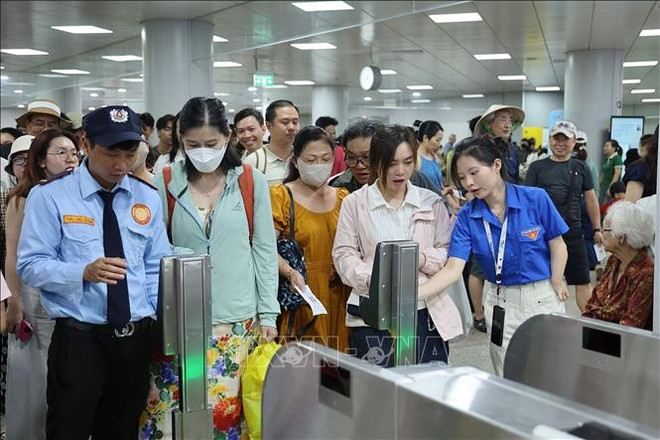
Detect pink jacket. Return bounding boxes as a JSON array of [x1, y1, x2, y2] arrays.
[[332, 184, 464, 340]]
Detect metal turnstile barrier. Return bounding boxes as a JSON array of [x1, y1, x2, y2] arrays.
[[360, 240, 419, 366], [504, 314, 660, 433], [262, 342, 657, 439], [160, 255, 213, 439]]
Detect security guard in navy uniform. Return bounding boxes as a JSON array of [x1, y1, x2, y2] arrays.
[[17, 105, 172, 440]]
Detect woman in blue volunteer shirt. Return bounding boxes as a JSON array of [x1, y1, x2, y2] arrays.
[[419, 136, 570, 376]]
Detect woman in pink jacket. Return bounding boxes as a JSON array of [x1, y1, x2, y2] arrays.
[[332, 124, 463, 366]]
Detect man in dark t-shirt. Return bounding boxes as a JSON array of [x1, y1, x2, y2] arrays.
[[525, 120, 603, 313]]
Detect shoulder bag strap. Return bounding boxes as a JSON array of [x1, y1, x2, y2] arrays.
[[285, 184, 295, 240], [238, 163, 255, 245]]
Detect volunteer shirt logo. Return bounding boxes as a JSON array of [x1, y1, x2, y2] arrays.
[[109, 108, 129, 123], [132, 204, 151, 225], [521, 226, 541, 240]]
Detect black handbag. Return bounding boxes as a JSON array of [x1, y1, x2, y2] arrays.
[[276, 186, 316, 336]]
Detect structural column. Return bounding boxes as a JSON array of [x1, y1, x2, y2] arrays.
[[312, 86, 349, 131], [564, 49, 624, 167], [142, 19, 214, 119], [62, 83, 81, 115]]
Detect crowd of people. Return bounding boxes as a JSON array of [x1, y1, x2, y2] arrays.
[[0, 96, 656, 439]]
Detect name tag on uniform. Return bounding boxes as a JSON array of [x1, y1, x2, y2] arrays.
[[63, 215, 95, 226], [520, 226, 541, 241]]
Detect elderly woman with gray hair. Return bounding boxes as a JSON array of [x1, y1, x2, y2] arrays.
[[582, 201, 654, 329]]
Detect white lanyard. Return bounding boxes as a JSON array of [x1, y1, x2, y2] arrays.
[[483, 216, 508, 288]]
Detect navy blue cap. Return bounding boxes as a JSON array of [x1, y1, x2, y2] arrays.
[[82, 106, 144, 147]]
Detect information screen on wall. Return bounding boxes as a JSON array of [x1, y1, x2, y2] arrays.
[[610, 116, 644, 158]]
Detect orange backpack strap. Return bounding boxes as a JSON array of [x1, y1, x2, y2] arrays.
[[163, 166, 175, 240], [238, 163, 255, 245]]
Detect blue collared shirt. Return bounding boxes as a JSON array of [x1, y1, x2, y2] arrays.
[[449, 183, 568, 286], [17, 161, 172, 324]]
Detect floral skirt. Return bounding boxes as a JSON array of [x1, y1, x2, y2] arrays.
[[139, 318, 257, 440]]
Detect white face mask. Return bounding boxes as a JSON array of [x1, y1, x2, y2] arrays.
[[186, 144, 226, 173], [296, 159, 333, 188]]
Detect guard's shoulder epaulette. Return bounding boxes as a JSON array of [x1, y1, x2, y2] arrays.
[[38, 168, 74, 185], [128, 173, 158, 191]]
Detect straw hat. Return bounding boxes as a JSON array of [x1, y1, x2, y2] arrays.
[[15, 99, 66, 127], [473, 104, 525, 136]]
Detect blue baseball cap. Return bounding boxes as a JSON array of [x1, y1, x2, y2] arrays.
[[82, 106, 144, 147]]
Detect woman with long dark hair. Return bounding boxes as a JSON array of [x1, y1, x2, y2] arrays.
[[624, 133, 657, 202]]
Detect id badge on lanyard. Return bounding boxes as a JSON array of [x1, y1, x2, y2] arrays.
[[483, 216, 508, 347]]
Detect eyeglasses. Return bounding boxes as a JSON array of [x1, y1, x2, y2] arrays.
[[11, 153, 28, 166], [47, 148, 80, 161], [345, 155, 370, 167]]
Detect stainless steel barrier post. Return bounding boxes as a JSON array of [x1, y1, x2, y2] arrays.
[[360, 240, 418, 366], [160, 255, 213, 439]]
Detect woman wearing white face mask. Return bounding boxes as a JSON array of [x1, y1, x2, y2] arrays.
[[147, 97, 279, 439], [270, 126, 351, 352]]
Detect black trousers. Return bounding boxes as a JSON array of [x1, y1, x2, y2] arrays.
[[46, 321, 152, 440]]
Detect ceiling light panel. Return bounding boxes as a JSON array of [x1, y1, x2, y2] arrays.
[[378, 89, 402, 93], [291, 1, 353, 12], [51, 25, 112, 34], [411, 99, 431, 103], [622, 79, 641, 84], [1, 48, 49, 55], [380, 70, 397, 75], [213, 35, 228, 42], [406, 85, 433, 90], [623, 61, 658, 67], [121, 77, 143, 82], [363, 97, 372, 101], [536, 86, 560, 91], [641, 98, 660, 103], [51, 69, 89, 74], [214, 61, 242, 67], [630, 89, 656, 94], [639, 29, 660, 37], [290, 42, 336, 50], [284, 80, 315, 85], [462, 94, 484, 98], [102, 55, 142, 62], [474, 53, 511, 60], [429, 13, 482, 23], [498, 75, 527, 81]]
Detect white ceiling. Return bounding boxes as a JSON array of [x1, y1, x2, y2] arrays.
[[1, 0, 659, 114]]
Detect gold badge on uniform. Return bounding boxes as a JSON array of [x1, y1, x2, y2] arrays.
[[63, 215, 95, 226], [131, 204, 151, 225]]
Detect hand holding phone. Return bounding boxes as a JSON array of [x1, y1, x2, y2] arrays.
[[17, 318, 33, 342]]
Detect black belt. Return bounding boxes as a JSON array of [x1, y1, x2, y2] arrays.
[[56, 317, 153, 338]]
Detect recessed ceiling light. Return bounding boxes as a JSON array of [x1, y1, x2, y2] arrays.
[[639, 29, 660, 37], [214, 92, 231, 96], [227, 108, 235, 113], [0, 75, 7, 81], [536, 86, 560, 92], [222, 101, 229, 106], [474, 53, 511, 60], [81, 87, 105, 91], [363, 96, 372, 101], [51, 25, 112, 34], [641, 98, 660, 103], [213, 35, 228, 42], [290, 43, 336, 50], [51, 69, 89, 75], [411, 99, 431, 103], [378, 89, 402, 93], [88, 107, 96, 111], [622, 79, 642, 84], [117, 88, 127, 93], [252, 98, 261, 103], [90, 92, 99, 97], [438, 107, 452, 110], [462, 94, 484, 98], [284, 80, 315, 85], [247, 87, 258, 92], [38, 73, 68, 78], [380, 69, 397, 75], [0, 66, 4, 69], [631, 89, 656, 94], [213, 61, 242, 67], [255, 106, 263, 110], [406, 85, 433, 90], [14, 89, 23, 94], [264, 84, 288, 89], [17, 104, 25, 108], [292, 1, 353, 12], [623, 61, 658, 67], [412, 92, 422, 97], [498, 75, 527, 81], [121, 77, 143, 82], [1, 49, 49, 56], [429, 12, 482, 23], [102, 55, 142, 62]]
